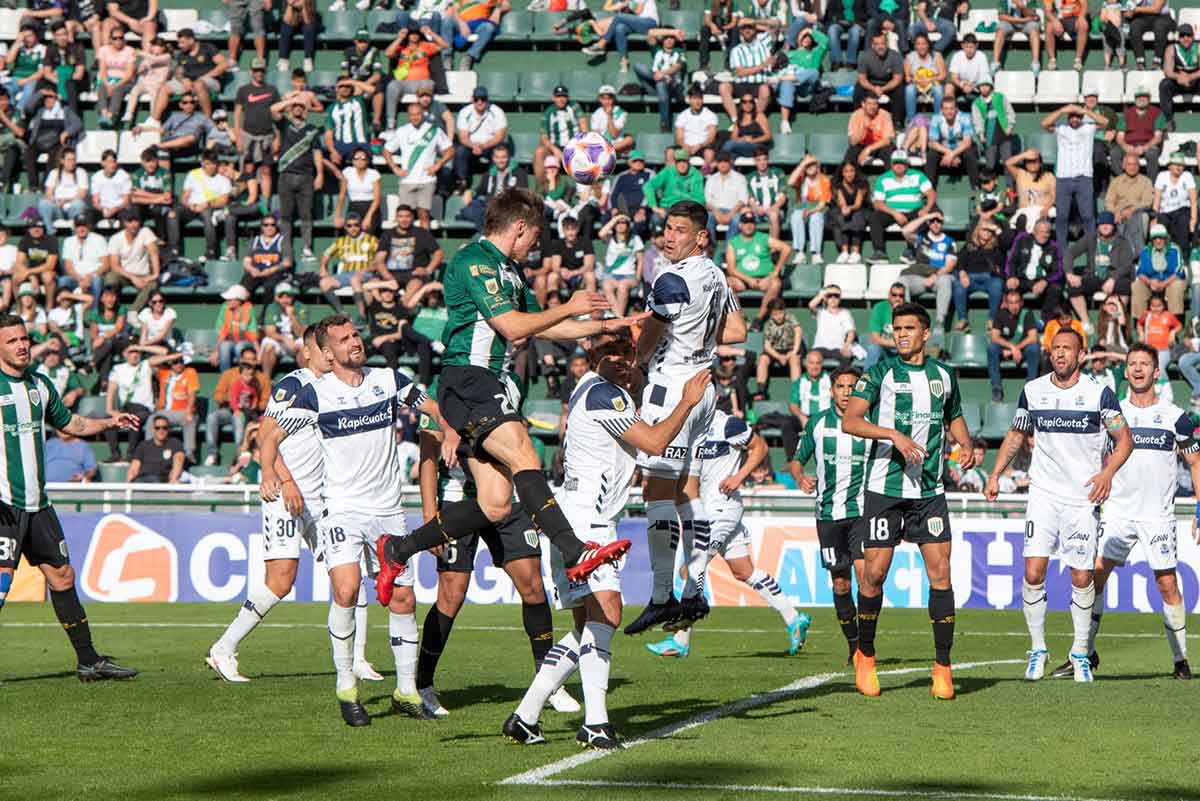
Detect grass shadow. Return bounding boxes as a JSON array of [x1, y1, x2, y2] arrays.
[[131, 765, 360, 801], [2, 670, 78, 683]]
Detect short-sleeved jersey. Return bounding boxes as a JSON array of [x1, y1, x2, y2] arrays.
[[790, 372, 831, 418], [794, 407, 869, 522], [442, 237, 541, 377], [0, 369, 73, 511], [264, 368, 324, 503], [698, 409, 753, 507], [1012, 373, 1125, 505], [645, 254, 738, 385], [560, 371, 640, 522], [541, 102, 585, 148], [852, 356, 963, 499], [276, 367, 425, 517], [327, 96, 371, 144], [325, 233, 378, 274], [1105, 398, 1196, 521]]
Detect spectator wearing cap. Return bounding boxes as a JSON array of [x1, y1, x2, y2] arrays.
[[4, 25, 46, 115], [416, 84, 455, 136], [592, 85, 634, 155], [105, 341, 172, 462], [634, 29, 687, 134], [135, 90, 215, 165], [270, 92, 327, 262], [807, 283, 858, 366], [1153, 151, 1197, 254], [994, 0, 1041, 70], [948, 33, 989, 107], [1004, 218, 1065, 316], [384, 102, 455, 228], [208, 108, 235, 152], [719, 18, 774, 123], [457, 143, 527, 230], [777, 26, 828, 135], [1079, 89, 1119, 187], [341, 29, 387, 130], [971, 75, 1018, 174], [94, 23, 135, 129], [927, 95, 980, 189], [1044, 101, 1106, 250], [14, 216, 59, 308], [672, 85, 718, 170], [845, 93, 895, 167], [722, 93, 772, 160], [169, 150, 232, 261], [277, 0, 318, 74], [449, 0, 510, 71], [534, 85, 588, 184], [1125, 0, 1176, 70], [90, 149, 132, 230], [213, 283, 259, 372], [1112, 86, 1165, 182], [227, 0, 268, 73], [145, 29, 228, 122], [325, 75, 376, 168], [335, 146, 382, 235], [233, 59, 281, 198], [61, 214, 108, 301], [900, 208, 957, 330], [1133, 223, 1186, 317], [1161, 24, 1200, 127], [259, 281, 309, 377], [1066, 210, 1136, 319], [384, 25, 446, 131], [869, 150, 936, 262], [105, 210, 160, 313], [319, 214, 379, 317], [38, 148, 88, 231], [25, 84, 82, 190], [854, 33, 905, 124], [1106, 151, 1155, 253], [706, 151, 750, 235], [453, 86, 509, 191], [153, 349, 200, 462], [603, 148, 654, 228], [206, 346, 269, 465], [787, 154, 829, 265], [727, 212, 791, 330]]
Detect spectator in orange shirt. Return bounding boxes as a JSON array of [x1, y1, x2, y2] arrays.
[[1138, 292, 1181, 372], [384, 26, 448, 128], [845, 94, 895, 167], [213, 284, 259, 372], [155, 349, 199, 462], [788, 155, 832, 264], [1041, 303, 1089, 354], [1043, 0, 1089, 71]]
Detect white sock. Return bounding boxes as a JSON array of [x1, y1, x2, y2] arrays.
[[328, 602, 356, 692], [748, 569, 799, 625], [672, 627, 692, 648], [214, 585, 281, 654], [515, 630, 581, 724], [389, 611, 419, 695], [1022, 580, 1048, 652], [579, 621, 614, 726], [678, 499, 711, 599], [1163, 601, 1188, 662], [353, 583, 369, 664], [1087, 607, 1104, 655], [1070, 582, 1095, 655], [644, 500, 680, 604]]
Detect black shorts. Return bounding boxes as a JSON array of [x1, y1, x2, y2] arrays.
[[438, 365, 525, 457], [732, 81, 766, 100], [1066, 274, 1130, 299], [816, 518, 864, 571], [857, 491, 952, 549], [0, 505, 70, 570], [436, 510, 541, 572]]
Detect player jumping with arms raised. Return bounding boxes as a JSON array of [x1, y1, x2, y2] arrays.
[[843, 303, 976, 699], [986, 327, 1133, 683]]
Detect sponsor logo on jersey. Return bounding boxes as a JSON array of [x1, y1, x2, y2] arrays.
[[469, 264, 496, 277], [1066, 529, 1092, 543], [80, 514, 179, 602], [336, 408, 392, 431], [663, 445, 689, 460], [0, 394, 14, 406], [1130, 427, 1175, 451], [484, 278, 499, 294], [1150, 530, 1171, 545], [612, 397, 626, 412], [1031, 410, 1101, 433]]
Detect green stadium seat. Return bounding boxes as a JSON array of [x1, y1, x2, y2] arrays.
[[960, 402, 982, 436], [636, 132, 675, 165], [4, 193, 37, 226], [499, 11, 533, 42], [195, 10, 230, 41], [412, 308, 446, 342], [185, 328, 219, 362], [521, 71, 563, 104], [564, 70, 611, 102], [525, 398, 562, 440], [945, 333, 989, 369], [441, 193, 474, 233], [77, 395, 108, 418], [325, 13, 369, 41], [475, 71, 519, 103], [189, 465, 228, 479], [787, 264, 824, 298], [659, 10, 702, 34], [771, 133, 807, 165], [98, 463, 129, 482], [1026, 133, 1058, 165], [509, 132, 542, 165], [367, 10, 395, 42], [941, 196, 971, 231], [809, 134, 847, 166], [981, 401, 1017, 439], [743, 331, 764, 356], [204, 261, 244, 293], [753, 400, 789, 438]]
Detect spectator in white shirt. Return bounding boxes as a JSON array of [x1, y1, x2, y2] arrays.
[[452, 86, 508, 191], [104, 341, 170, 461], [704, 151, 750, 231], [808, 283, 859, 365], [61, 215, 109, 301], [591, 85, 634, 154], [384, 102, 455, 227], [672, 85, 718, 169], [947, 33, 991, 106], [169, 150, 233, 260], [106, 210, 160, 311], [1043, 102, 1108, 254], [37, 149, 87, 230], [89, 149, 133, 231], [0, 225, 18, 311], [335, 146, 382, 235]]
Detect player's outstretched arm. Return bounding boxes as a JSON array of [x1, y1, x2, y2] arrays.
[[60, 412, 141, 439], [984, 427, 1029, 501], [490, 290, 610, 343], [620, 370, 711, 456], [843, 396, 926, 464]]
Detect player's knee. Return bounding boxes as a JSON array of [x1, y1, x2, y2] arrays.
[[42, 563, 75, 591], [1154, 570, 1180, 595], [265, 562, 298, 597], [389, 587, 416, 615], [730, 563, 752, 582], [831, 575, 852, 595], [438, 586, 467, 614]]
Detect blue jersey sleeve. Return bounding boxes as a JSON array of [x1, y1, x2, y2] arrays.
[[585, 380, 640, 440], [648, 272, 691, 322], [1175, 411, 1199, 453], [275, 382, 318, 434], [1012, 388, 1032, 432], [1099, 386, 1125, 431], [265, 375, 306, 420], [723, 415, 753, 448]]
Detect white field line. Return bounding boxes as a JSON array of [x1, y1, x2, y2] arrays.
[[498, 659, 1024, 787]]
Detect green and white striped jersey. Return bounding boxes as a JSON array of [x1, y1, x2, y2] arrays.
[[327, 96, 370, 144], [728, 34, 773, 83], [0, 369, 73, 511], [794, 408, 868, 521], [851, 355, 963, 499], [748, 166, 787, 208], [541, 102, 585, 148]]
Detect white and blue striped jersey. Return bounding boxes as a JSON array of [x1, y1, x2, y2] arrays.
[[1106, 398, 1198, 521], [560, 371, 640, 522], [698, 409, 753, 508], [645, 254, 738, 386], [264, 367, 325, 505], [276, 367, 426, 517], [1012, 373, 1125, 505]]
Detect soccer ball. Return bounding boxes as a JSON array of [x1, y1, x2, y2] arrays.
[[561, 131, 617, 185]]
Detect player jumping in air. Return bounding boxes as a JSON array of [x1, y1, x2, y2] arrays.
[[504, 333, 711, 749], [376, 188, 641, 595], [842, 303, 976, 700], [790, 366, 870, 666], [1049, 344, 1196, 681], [207, 327, 383, 683], [0, 315, 140, 682], [986, 326, 1133, 683], [646, 408, 810, 658], [625, 199, 747, 636]]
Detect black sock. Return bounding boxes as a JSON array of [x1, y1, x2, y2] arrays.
[[856, 592, 883, 658], [929, 587, 955, 667], [386, 499, 491, 564], [50, 587, 100, 665], [512, 469, 583, 565], [833, 591, 859, 646], [416, 606, 456, 689], [522, 599, 554, 671]]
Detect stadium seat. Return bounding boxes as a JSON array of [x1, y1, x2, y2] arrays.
[[204, 261, 244, 293], [0, 9, 20, 41], [521, 72, 563, 104], [772, 134, 807, 165], [77, 395, 108, 418], [98, 463, 129, 483], [475, 71, 519, 103], [509, 132, 542, 165], [195, 9, 230, 41], [1164, 132, 1200, 165], [325, 13, 369, 41], [941, 196, 971, 231], [635, 133, 675, 165], [660, 10, 702, 35], [959, 8, 999, 42], [161, 9, 199, 37], [1124, 70, 1165, 103], [1179, 7, 1200, 31], [787, 264, 825, 298], [1035, 71, 1080, 106], [960, 402, 983, 436], [809, 133, 848, 167], [441, 71, 479, 104], [945, 333, 989, 369], [118, 129, 161, 164], [4, 193, 37, 226], [865, 263, 904, 300], [499, 10, 533, 42], [185, 329, 219, 365], [993, 71, 1035, 105], [76, 131, 119, 166], [564, 70, 614, 102], [189, 465, 228, 480], [753, 401, 789, 438], [1025, 132, 1059, 165], [981, 401, 1017, 439], [1081, 70, 1124, 105], [822, 263, 867, 299]]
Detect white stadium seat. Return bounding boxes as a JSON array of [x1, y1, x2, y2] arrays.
[[75, 131, 119, 166], [958, 9, 998, 43], [1161, 132, 1200, 166], [0, 9, 19, 42], [1178, 7, 1200, 32], [865, 263, 905, 300], [1081, 70, 1124, 105], [118, 129, 161, 164], [1035, 71, 1080, 105], [1124, 70, 1164, 103], [823, 263, 868, 300], [993, 70, 1035, 104]]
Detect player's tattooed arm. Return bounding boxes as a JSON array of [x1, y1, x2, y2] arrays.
[[62, 412, 140, 438], [984, 428, 1028, 502]]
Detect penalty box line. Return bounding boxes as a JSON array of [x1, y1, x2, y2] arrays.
[[498, 659, 1024, 788]]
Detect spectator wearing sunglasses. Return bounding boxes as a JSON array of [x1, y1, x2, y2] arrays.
[[127, 414, 186, 484]]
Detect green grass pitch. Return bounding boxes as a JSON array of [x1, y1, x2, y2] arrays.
[[1, 603, 1197, 801]]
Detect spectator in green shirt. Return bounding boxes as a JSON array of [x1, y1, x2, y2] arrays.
[[865, 280, 906, 367], [643, 151, 706, 227], [778, 27, 829, 133]]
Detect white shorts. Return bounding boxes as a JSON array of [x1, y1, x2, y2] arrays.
[[1100, 515, 1178, 572], [546, 498, 623, 610], [261, 496, 322, 561], [319, 510, 412, 585], [636, 381, 717, 479], [1023, 489, 1100, 571], [259, 336, 300, 356], [708, 503, 751, 562]]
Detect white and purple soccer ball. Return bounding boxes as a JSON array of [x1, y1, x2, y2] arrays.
[[561, 131, 617, 185]]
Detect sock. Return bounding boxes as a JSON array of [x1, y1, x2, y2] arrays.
[[213, 585, 281, 654], [833, 591, 859, 646], [353, 583, 369, 665], [645, 500, 680, 604], [1087, 607, 1104, 655], [328, 602, 356, 692], [1070, 581, 1095, 655], [856, 592, 882, 657], [679, 499, 712, 599], [522, 599, 554, 671], [513, 469, 583, 565], [387, 499, 491, 563], [672, 627, 692, 648], [514, 630, 580, 724], [322, 289, 345, 313], [928, 587, 955, 667], [416, 606, 457, 689], [0, 570, 9, 612], [579, 621, 614, 726], [748, 568, 799, 626], [1022, 580, 1048, 652], [1163, 601, 1188, 662], [50, 587, 100, 665], [389, 611, 419, 695]]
